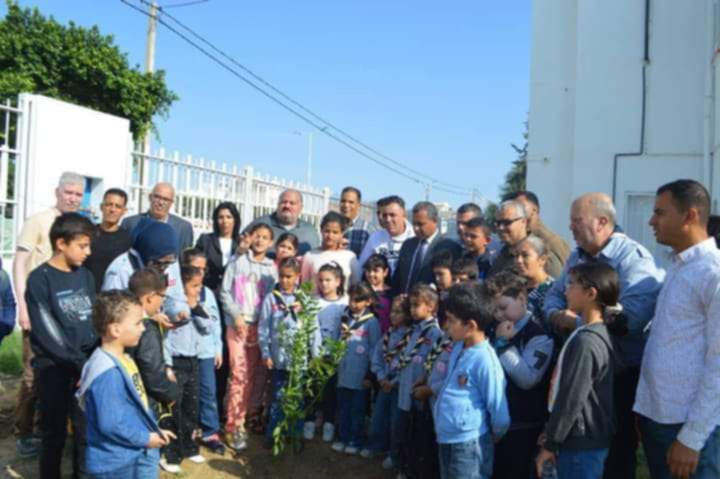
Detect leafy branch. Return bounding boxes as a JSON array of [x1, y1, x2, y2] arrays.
[[272, 281, 346, 455]]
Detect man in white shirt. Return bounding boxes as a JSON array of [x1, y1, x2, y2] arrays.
[[634, 179, 720, 479], [358, 196, 415, 274]]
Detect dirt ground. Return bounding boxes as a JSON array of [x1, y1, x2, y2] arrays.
[[0, 376, 393, 479]]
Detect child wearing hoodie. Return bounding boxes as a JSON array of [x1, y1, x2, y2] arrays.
[[77, 290, 175, 478], [220, 222, 278, 451]]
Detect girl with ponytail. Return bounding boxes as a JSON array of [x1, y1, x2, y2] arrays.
[[536, 262, 620, 479]]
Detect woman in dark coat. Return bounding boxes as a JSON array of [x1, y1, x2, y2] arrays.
[[195, 202, 241, 422]]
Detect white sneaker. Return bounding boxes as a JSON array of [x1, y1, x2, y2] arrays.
[[322, 422, 335, 442], [331, 441, 345, 452], [360, 448, 373, 458], [344, 445, 359, 455], [188, 454, 206, 464], [159, 458, 183, 474], [303, 421, 316, 440], [382, 456, 394, 470]]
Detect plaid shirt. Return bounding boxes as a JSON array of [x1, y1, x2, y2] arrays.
[[345, 217, 375, 257]]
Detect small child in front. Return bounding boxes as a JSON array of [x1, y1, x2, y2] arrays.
[[434, 282, 510, 479], [332, 282, 382, 455], [77, 290, 176, 478]]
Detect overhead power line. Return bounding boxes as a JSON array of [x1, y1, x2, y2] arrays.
[[122, 0, 479, 198]]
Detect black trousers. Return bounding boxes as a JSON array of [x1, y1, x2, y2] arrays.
[[164, 356, 200, 464], [396, 402, 440, 479], [603, 367, 641, 479], [493, 426, 543, 479], [36, 365, 86, 479], [215, 314, 230, 424]]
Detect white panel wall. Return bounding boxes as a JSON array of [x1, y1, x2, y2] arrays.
[[528, 0, 715, 252], [526, 0, 578, 241], [20, 94, 132, 218]]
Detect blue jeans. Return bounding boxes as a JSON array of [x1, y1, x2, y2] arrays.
[[367, 388, 398, 454], [89, 449, 158, 478], [198, 357, 220, 438], [337, 387, 367, 447], [265, 370, 302, 442], [438, 434, 493, 479], [638, 415, 720, 479], [135, 448, 159, 479], [556, 448, 608, 479]]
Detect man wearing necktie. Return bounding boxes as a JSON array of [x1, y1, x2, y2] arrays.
[[391, 202, 462, 296]]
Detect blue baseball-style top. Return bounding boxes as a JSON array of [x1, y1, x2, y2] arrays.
[[433, 340, 510, 444], [337, 309, 382, 390]]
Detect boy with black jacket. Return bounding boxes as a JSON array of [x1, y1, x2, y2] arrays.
[[127, 268, 180, 415], [26, 213, 97, 479]]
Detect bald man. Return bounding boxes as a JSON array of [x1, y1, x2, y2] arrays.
[[244, 189, 320, 256], [122, 182, 194, 255], [543, 192, 664, 479]]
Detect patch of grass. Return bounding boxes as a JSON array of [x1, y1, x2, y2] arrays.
[[0, 329, 22, 376]]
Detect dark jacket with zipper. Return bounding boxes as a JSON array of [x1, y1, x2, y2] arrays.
[[544, 322, 615, 453], [195, 232, 238, 295], [128, 319, 180, 408]]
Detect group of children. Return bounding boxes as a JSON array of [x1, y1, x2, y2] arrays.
[[25, 209, 622, 479]]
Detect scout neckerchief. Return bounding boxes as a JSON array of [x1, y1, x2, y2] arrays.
[[272, 284, 299, 322], [340, 307, 375, 341], [396, 318, 437, 371], [424, 333, 453, 374], [383, 326, 411, 363]]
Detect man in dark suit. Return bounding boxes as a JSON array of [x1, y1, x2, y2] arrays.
[[391, 201, 462, 296], [122, 182, 194, 256]]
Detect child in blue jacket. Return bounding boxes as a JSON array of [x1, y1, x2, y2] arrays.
[[364, 294, 411, 466], [259, 257, 322, 448], [332, 282, 381, 455], [0, 259, 15, 343], [77, 290, 175, 478], [434, 282, 510, 479]]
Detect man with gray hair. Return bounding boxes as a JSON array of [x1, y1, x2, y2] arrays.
[[244, 188, 320, 256], [122, 182, 194, 255], [489, 200, 563, 278], [391, 201, 461, 295], [543, 192, 664, 479], [12, 171, 85, 457]]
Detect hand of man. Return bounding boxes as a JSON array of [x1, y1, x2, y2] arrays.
[[667, 440, 699, 479], [214, 353, 223, 369], [535, 448, 556, 479]]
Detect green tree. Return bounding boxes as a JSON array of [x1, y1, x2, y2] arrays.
[[0, 1, 177, 140], [500, 120, 528, 197]]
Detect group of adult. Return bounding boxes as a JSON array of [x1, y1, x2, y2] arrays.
[[10, 171, 720, 479]]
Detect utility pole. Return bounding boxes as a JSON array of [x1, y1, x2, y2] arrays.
[[143, 0, 158, 156], [424, 183, 432, 201], [139, 0, 157, 212]]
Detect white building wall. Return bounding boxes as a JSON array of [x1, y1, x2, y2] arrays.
[[528, 0, 715, 261]]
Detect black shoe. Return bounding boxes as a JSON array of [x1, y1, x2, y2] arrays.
[[202, 438, 226, 455]]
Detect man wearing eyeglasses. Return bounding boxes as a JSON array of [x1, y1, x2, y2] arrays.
[[488, 200, 563, 278], [122, 182, 194, 256]]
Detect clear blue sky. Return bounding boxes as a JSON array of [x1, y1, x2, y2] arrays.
[[4, 0, 531, 207]]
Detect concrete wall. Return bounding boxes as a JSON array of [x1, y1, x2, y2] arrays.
[[528, 0, 715, 261]]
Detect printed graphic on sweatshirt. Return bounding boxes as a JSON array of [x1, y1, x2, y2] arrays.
[[233, 274, 269, 314], [56, 289, 93, 322]]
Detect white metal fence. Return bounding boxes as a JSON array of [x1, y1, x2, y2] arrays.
[[2, 94, 380, 258], [130, 149, 333, 233]]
